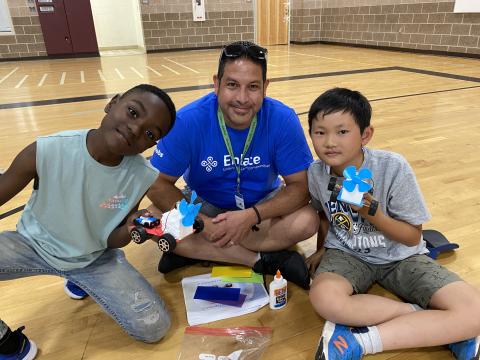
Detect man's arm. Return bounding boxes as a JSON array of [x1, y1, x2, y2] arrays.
[[254, 169, 310, 222], [0, 142, 37, 208], [146, 172, 184, 212]]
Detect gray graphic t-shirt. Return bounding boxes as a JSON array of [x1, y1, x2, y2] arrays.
[[308, 147, 431, 264]]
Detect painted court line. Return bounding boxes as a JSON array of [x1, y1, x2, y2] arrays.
[[115, 68, 125, 80], [37, 73, 48, 87], [164, 57, 199, 74], [130, 67, 144, 78], [97, 70, 106, 81], [0, 67, 18, 84], [146, 66, 162, 77], [15, 75, 28, 89], [60, 72, 66, 85], [409, 136, 447, 145], [289, 51, 345, 61], [80, 71, 85, 83], [161, 65, 180, 75]]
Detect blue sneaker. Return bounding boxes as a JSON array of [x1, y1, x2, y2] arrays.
[[449, 336, 480, 360], [315, 321, 363, 360], [63, 279, 88, 300], [0, 326, 37, 360]]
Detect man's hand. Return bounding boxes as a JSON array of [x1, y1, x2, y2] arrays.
[[211, 208, 257, 247], [198, 214, 227, 243]]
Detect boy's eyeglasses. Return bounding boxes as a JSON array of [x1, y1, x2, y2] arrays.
[[221, 43, 268, 61]]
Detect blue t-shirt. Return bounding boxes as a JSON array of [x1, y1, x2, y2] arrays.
[[151, 92, 313, 209]]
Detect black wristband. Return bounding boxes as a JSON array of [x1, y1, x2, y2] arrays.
[[252, 205, 261, 225]]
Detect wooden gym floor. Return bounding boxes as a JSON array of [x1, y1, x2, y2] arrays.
[[0, 44, 480, 359]]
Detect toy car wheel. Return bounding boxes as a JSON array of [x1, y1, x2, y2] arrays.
[[368, 200, 379, 216], [327, 177, 337, 191], [330, 190, 339, 203], [130, 226, 148, 244], [193, 217, 204, 233], [158, 233, 177, 253]]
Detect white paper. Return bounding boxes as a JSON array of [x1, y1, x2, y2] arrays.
[[161, 208, 193, 239], [338, 185, 364, 206], [182, 273, 269, 326]]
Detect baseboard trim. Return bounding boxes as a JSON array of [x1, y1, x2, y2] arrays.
[[290, 40, 480, 59]]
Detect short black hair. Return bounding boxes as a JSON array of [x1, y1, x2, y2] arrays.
[[217, 41, 267, 82], [308, 88, 371, 134], [122, 84, 176, 134]]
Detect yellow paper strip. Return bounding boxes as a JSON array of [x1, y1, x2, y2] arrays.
[[211, 266, 252, 278], [220, 272, 264, 284]]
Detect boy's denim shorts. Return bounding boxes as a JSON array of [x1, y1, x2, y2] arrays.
[[315, 248, 462, 309]]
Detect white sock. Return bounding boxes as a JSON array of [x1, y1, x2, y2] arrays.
[[409, 303, 423, 312], [352, 325, 383, 355], [254, 253, 261, 262]]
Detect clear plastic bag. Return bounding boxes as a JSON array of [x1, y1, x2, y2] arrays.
[[177, 326, 272, 360]]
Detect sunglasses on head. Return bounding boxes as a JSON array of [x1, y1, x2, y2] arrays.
[[221, 43, 268, 61]]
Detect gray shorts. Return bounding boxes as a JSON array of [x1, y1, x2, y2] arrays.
[[315, 248, 462, 309], [181, 185, 283, 218]]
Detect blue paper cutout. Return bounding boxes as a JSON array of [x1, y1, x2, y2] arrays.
[[342, 166, 373, 193], [209, 293, 247, 307], [194, 286, 241, 301], [178, 190, 202, 227]]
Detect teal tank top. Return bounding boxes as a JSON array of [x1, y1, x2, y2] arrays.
[[17, 130, 158, 270]]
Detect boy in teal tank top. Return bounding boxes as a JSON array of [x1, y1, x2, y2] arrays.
[[0, 84, 176, 359]]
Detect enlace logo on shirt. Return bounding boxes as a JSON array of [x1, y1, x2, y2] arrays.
[[100, 194, 128, 209], [224, 155, 261, 166], [155, 148, 164, 158], [201, 156, 218, 172], [201, 155, 266, 173]]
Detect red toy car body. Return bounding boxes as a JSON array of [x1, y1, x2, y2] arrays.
[[130, 212, 203, 252]]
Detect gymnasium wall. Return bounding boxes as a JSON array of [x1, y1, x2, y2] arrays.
[[0, 0, 255, 59], [1, 0, 479, 59], [0, 0, 45, 59], [292, 0, 480, 56], [140, 0, 254, 52]]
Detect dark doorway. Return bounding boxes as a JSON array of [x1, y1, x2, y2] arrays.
[[35, 0, 98, 56]]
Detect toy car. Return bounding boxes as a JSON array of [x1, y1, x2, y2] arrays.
[[130, 210, 204, 252], [328, 168, 379, 216], [134, 216, 160, 228]]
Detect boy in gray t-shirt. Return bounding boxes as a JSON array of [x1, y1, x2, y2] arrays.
[[307, 88, 480, 360]]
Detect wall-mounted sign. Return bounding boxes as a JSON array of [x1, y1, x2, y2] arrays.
[[39, 5, 54, 12], [192, 0, 205, 22], [454, 0, 480, 13]]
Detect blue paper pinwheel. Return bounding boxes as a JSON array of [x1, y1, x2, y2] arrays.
[[337, 166, 373, 207], [178, 191, 202, 227], [342, 165, 373, 193]]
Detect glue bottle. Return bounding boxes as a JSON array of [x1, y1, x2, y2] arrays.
[[269, 270, 287, 309]]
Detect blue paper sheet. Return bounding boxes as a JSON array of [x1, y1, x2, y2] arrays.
[[194, 286, 241, 301]]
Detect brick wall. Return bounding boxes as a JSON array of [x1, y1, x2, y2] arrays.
[[291, 0, 321, 42], [0, 0, 46, 59], [3, 0, 478, 59], [140, 0, 254, 51], [293, 0, 480, 56]]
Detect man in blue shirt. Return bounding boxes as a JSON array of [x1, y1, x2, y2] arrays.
[[148, 41, 319, 289]]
